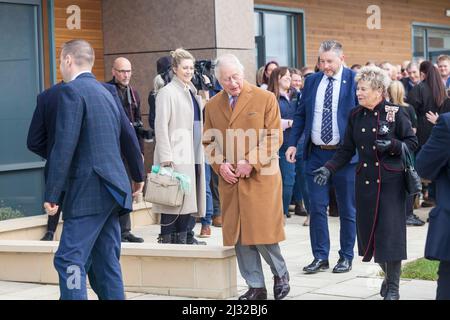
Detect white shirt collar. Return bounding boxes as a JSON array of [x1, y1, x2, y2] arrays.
[[71, 71, 91, 81]]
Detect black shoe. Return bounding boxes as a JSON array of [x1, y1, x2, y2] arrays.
[[332, 258, 352, 273], [406, 215, 425, 226], [285, 212, 292, 218], [303, 259, 329, 274], [122, 233, 144, 243], [421, 200, 435, 208], [294, 202, 308, 216], [238, 287, 267, 300], [273, 273, 290, 300], [187, 236, 207, 245], [40, 231, 54, 241]]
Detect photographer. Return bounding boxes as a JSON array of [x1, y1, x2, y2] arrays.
[[108, 57, 146, 243]]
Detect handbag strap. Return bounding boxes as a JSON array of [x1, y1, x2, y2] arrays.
[[401, 143, 414, 168]]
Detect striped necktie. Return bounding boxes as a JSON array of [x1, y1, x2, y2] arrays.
[[230, 96, 238, 110], [321, 77, 334, 144]]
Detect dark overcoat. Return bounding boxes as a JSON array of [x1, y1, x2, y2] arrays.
[[416, 113, 450, 261], [326, 100, 418, 263]]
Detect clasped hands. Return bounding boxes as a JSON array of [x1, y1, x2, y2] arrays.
[[219, 160, 253, 184]]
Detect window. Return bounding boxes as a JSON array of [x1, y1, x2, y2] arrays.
[[254, 7, 304, 69], [0, 1, 45, 219], [412, 24, 450, 63]]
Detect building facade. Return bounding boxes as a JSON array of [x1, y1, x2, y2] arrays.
[[0, 0, 449, 218]]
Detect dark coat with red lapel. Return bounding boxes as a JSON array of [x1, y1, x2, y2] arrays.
[[325, 100, 418, 263]]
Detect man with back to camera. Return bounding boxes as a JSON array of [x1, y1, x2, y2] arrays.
[[44, 39, 145, 299]]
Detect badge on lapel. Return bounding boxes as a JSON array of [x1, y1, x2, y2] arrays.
[[378, 121, 390, 136], [385, 105, 399, 123]]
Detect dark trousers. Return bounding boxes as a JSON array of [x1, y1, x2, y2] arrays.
[[437, 261, 450, 300], [306, 147, 357, 261], [160, 214, 191, 235], [406, 194, 414, 218], [279, 145, 296, 215], [210, 168, 221, 215], [119, 213, 131, 235], [54, 196, 125, 300]]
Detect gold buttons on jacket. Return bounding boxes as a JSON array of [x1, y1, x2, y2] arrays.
[[375, 162, 379, 167], [362, 128, 366, 132], [372, 128, 376, 133], [365, 181, 370, 185], [374, 112, 378, 116], [363, 163, 368, 167]]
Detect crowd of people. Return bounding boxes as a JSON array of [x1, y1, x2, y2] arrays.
[[26, 37, 450, 300]]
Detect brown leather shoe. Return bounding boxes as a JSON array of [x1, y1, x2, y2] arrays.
[[199, 225, 211, 238], [273, 273, 290, 300], [294, 202, 307, 216], [212, 215, 222, 227], [238, 287, 267, 300]]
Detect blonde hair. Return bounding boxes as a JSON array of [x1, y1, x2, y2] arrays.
[[170, 48, 195, 69], [256, 66, 265, 86], [387, 80, 408, 107], [355, 66, 391, 95]]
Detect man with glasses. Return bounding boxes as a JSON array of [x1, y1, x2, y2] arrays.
[[108, 57, 145, 243], [203, 54, 290, 300]]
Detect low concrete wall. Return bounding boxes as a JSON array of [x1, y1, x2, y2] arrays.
[[0, 202, 159, 241], [0, 203, 237, 299], [0, 241, 237, 299]]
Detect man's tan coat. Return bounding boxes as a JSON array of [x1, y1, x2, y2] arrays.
[[203, 81, 285, 246]]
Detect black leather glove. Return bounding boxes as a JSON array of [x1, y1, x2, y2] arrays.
[[374, 139, 392, 153], [313, 167, 331, 186]]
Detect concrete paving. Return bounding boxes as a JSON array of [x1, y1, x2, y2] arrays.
[[0, 207, 436, 300]]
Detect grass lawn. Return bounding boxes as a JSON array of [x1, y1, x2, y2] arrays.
[[401, 258, 439, 281]]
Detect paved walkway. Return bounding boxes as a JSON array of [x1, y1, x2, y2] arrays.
[[0, 207, 436, 300]]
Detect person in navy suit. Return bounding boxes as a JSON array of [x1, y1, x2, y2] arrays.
[[27, 82, 65, 240], [416, 113, 450, 300], [43, 39, 145, 300], [27, 81, 134, 242], [285, 40, 358, 274]]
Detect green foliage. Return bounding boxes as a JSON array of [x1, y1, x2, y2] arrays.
[[401, 258, 439, 281], [0, 206, 24, 221]]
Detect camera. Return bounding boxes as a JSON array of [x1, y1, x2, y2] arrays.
[[133, 120, 154, 142], [191, 60, 215, 91]]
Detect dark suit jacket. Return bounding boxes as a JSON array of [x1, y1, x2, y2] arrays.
[[27, 82, 64, 164], [44, 73, 144, 219], [27, 82, 140, 180], [417, 113, 450, 261], [107, 79, 144, 153], [401, 77, 415, 99], [288, 67, 358, 162]]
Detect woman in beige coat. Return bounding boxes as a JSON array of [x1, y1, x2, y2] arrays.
[[153, 48, 206, 244]]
